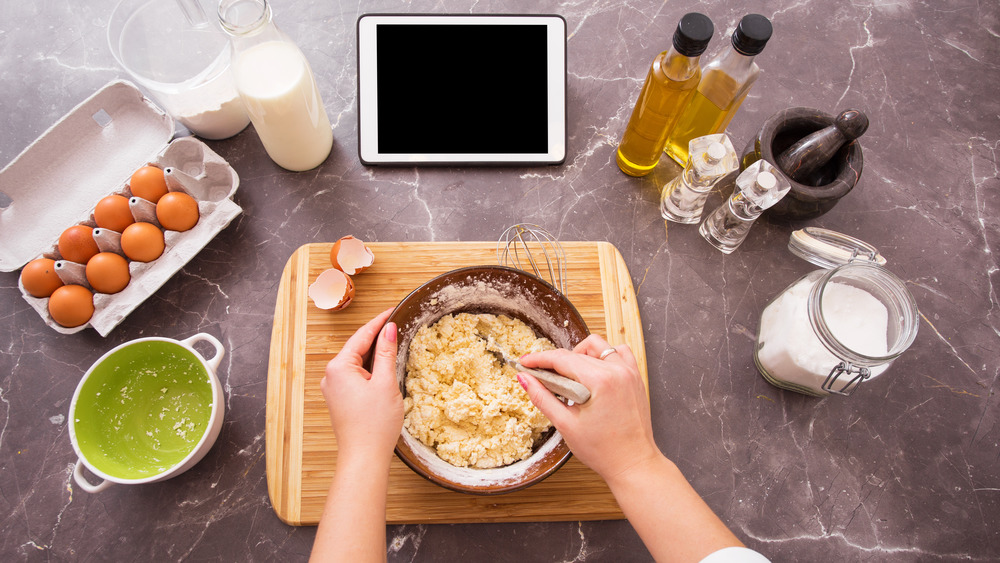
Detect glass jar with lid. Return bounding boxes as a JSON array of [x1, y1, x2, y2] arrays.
[[755, 228, 919, 396]]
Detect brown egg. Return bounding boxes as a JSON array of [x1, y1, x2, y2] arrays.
[[86, 252, 131, 294], [129, 165, 168, 203], [156, 192, 200, 232], [58, 225, 100, 264], [21, 258, 64, 298], [94, 195, 135, 233], [48, 284, 94, 328], [120, 222, 165, 262]]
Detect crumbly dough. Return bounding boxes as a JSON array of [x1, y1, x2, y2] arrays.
[[403, 312, 554, 469]]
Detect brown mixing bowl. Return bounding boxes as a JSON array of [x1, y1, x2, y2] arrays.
[[387, 265, 589, 495]]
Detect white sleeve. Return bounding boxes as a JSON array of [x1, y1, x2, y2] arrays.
[[698, 546, 771, 563]]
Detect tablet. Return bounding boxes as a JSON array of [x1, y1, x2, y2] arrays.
[[357, 14, 567, 166]]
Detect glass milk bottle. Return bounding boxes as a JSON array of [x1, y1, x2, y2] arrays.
[[218, 0, 333, 171], [755, 228, 920, 396], [660, 133, 738, 223]]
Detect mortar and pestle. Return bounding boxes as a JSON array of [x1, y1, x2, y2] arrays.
[[740, 107, 868, 221]]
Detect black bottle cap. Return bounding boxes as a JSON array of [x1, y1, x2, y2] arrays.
[[672, 13, 714, 57], [732, 14, 772, 55]]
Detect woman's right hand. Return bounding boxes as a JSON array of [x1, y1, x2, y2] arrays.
[[524, 337, 749, 562], [517, 334, 661, 482]]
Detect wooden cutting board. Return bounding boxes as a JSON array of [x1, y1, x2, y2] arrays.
[[266, 241, 647, 525]]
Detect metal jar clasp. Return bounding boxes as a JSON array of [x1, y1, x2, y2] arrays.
[[822, 361, 871, 395]]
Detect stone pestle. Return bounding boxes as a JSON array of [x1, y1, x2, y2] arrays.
[[776, 109, 868, 185], [740, 107, 868, 221]]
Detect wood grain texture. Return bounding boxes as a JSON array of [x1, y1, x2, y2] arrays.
[[266, 242, 647, 525]]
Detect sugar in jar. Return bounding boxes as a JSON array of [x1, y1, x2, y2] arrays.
[[755, 228, 919, 396]]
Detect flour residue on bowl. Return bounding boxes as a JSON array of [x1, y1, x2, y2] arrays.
[[403, 312, 554, 469], [401, 425, 564, 487]]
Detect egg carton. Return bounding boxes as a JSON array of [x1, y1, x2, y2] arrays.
[[0, 80, 241, 336]]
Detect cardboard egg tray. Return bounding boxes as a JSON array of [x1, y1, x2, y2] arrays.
[[0, 80, 242, 336]]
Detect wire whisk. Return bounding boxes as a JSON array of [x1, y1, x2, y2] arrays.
[[497, 224, 567, 294]]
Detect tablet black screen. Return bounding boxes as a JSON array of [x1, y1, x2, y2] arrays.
[[375, 24, 549, 154]]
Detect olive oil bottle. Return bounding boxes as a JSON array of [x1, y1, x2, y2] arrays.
[[615, 13, 713, 177], [664, 14, 772, 166]]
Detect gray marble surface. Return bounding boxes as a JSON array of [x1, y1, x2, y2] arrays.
[[2, 0, 998, 561]]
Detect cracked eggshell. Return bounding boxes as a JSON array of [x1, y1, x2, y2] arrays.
[[308, 268, 355, 311], [330, 236, 375, 275]]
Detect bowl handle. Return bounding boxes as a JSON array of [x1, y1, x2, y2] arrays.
[[73, 459, 113, 493], [181, 333, 225, 372]]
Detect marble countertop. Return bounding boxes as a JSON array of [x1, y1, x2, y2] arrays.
[[2, 0, 998, 561]]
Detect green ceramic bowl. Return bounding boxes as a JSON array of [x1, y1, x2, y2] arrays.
[[69, 334, 225, 492]]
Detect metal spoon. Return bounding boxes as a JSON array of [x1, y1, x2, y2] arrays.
[[476, 333, 591, 404]]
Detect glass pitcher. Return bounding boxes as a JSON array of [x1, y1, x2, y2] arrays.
[[108, 0, 250, 139]]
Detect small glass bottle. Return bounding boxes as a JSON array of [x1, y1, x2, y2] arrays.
[[218, 0, 333, 171], [660, 133, 738, 223], [698, 160, 790, 254], [615, 13, 713, 177], [664, 14, 772, 166]]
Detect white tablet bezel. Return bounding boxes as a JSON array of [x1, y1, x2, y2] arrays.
[[357, 14, 567, 166]]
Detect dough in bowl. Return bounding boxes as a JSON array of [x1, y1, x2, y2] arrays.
[[403, 312, 554, 469]]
